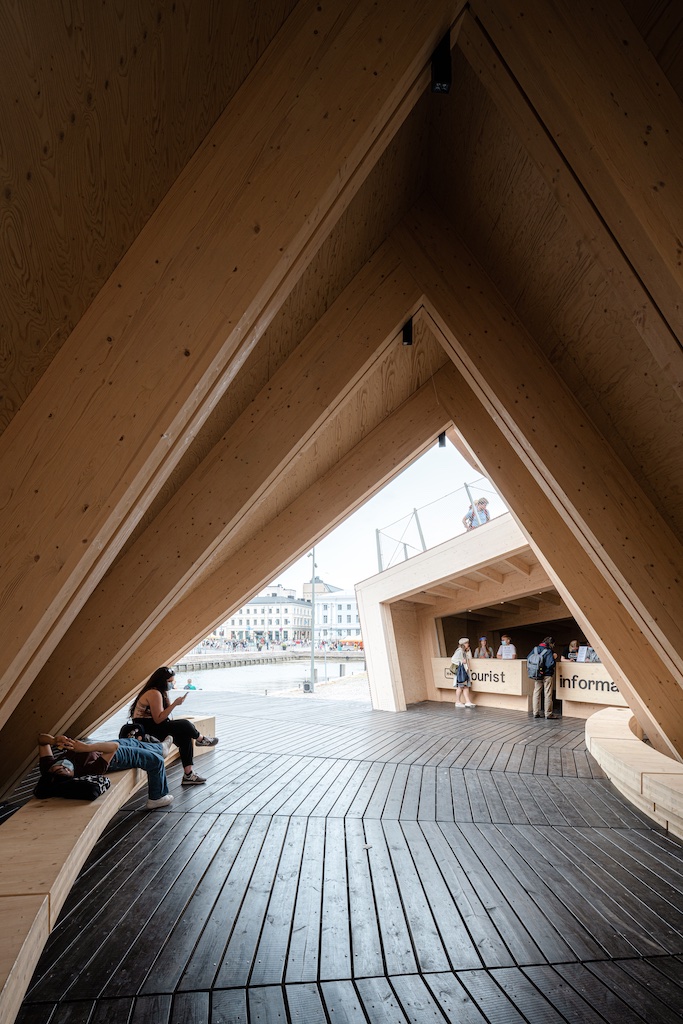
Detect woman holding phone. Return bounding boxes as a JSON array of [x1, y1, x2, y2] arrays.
[[130, 666, 218, 785]]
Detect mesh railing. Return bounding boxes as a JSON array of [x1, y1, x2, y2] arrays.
[[376, 476, 507, 572]]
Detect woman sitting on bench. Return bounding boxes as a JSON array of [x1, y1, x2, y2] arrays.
[[38, 733, 174, 808], [129, 666, 218, 787]]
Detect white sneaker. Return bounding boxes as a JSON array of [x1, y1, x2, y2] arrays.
[[454, 702, 464, 708], [146, 793, 174, 809], [465, 702, 476, 707], [161, 736, 174, 757]]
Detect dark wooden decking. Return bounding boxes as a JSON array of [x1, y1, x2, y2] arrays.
[[18, 694, 683, 1023]]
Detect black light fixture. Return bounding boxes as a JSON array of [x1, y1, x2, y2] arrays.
[[431, 32, 451, 94], [402, 317, 413, 346], [438, 431, 446, 447]]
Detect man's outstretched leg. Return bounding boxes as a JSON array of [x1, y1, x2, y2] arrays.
[[109, 738, 172, 807]]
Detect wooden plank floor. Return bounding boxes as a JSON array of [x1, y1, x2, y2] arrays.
[[16, 693, 683, 1023]]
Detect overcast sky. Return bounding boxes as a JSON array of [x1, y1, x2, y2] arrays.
[[270, 440, 507, 596]]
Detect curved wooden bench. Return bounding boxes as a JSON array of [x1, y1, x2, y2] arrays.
[[0, 714, 215, 1024], [586, 707, 683, 837]]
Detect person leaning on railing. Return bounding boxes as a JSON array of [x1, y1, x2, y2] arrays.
[[462, 497, 490, 530]]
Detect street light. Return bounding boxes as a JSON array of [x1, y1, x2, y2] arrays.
[[305, 548, 316, 692]]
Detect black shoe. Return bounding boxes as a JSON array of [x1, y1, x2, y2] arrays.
[[545, 714, 559, 720], [533, 713, 541, 718]]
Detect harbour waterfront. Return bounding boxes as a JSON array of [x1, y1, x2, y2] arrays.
[[171, 658, 364, 696]]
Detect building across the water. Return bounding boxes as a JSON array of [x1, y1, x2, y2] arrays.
[[217, 584, 312, 644], [304, 578, 362, 644], [216, 578, 361, 645]]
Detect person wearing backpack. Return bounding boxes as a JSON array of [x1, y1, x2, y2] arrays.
[[527, 637, 559, 719]]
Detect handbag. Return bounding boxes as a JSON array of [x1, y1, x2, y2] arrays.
[[455, 662, 469, 685]]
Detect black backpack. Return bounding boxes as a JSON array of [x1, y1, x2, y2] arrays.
[[527, 646, 544, 679]]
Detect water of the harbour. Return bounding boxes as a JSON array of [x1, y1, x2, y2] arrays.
[[172, 660, 363, 696]]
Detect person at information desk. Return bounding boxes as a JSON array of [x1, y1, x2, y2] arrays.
[[496, 634, 516, 659], [530, 636, 559, 720], [561, 639, 580, 661], [474, 636, 494, 659]]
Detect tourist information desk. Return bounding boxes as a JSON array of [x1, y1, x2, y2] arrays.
[[432, 658, 628, 717]]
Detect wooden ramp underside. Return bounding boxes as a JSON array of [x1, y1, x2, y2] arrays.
[[16, 692, 683, 1023]]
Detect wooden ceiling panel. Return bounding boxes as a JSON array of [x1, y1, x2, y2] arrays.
[[115, 97, 431, 556], [247, 322, 448, 520], [428, 52, 683, 535], [619, 1, 683, 101], [0, 0, 299, 432]]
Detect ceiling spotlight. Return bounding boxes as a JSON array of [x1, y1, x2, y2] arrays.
[[431, 32, 452, 94], [402, 318, 413, 346], [438, 432, 446, 447]]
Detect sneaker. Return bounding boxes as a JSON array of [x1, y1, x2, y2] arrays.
[[181, 771, 206, 785], [146, 794, 174, 809], [161, 736, 174, 757], [464, 702, 476, 708], [454, 702, 464, 708], [196, 736, 219, 747]]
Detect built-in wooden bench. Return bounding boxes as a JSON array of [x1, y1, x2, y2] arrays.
[[0, 714, 215, 1024], [586, 707, 683, 837]]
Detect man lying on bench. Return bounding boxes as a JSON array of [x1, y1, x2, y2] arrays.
[[37, 733, 174, 809]]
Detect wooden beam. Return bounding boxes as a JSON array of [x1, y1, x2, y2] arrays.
[[464, 1, 683, 387], [405, 594, 439, 606], [450, 576, 480, 592], [509, 597, 541, 611], [424, 585, 461, 599], [501, 555, 532, 576], [0, 0, 463, 724], [431, 350, 683, 758], [474, 566, 505, 585], [459, 606, 504, 618], [59, 377, 452, 750], [393, 202, 683, 687], [540, 591, 563, 606], [445, 425, 484, 473], [15, 247, 421, 736]]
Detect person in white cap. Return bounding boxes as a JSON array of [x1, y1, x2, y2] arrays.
[[463, 496, 490, 530], [450, 638, 476, 708]]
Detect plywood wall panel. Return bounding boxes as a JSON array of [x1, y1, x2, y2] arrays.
[[0, 0, 298, 431], [623, 0, 683, 100], [115, 98, 430, 557], [429, 55, 683, 536]]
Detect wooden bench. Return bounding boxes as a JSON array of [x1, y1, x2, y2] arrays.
[[0, 714, 215, 1024], [586, 707, 683, 837]]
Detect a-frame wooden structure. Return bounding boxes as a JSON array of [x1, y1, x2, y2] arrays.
[[0, 0, 681, 793]]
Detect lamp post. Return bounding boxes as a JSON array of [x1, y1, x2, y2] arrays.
[[306, 547, 316, 692]]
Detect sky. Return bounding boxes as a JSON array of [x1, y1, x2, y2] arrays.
[[270, 440, 508, 596]]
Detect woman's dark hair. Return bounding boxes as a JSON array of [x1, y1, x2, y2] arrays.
[[129, 666, 174, 717]]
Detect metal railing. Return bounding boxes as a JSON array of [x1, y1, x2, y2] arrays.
[[375, 476, 507, 572]]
